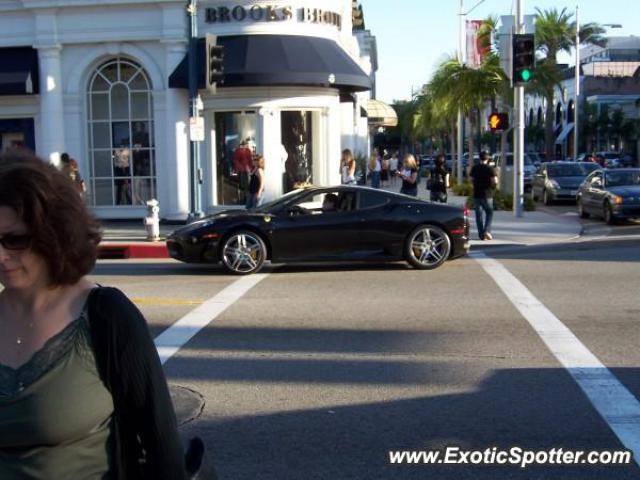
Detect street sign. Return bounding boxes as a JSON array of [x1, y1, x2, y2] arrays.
[[189, 116, 205, 142], [488, 112, 509, 132]]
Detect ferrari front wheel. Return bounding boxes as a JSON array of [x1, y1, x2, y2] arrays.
[[221, 230, 266, 274], [405, 224, 451, 270]]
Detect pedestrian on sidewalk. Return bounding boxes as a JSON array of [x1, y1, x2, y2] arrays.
[[0, 150, 188, 479], [469, 150, 497, 240], [246, 154, 265, 209], [398, 153, 419, 196], [428, 154, 450, 203], [389, 151, 399, 186], [380, 154, 390, 187], [340, 148, 357, 185], [368, 149, 382, 189]]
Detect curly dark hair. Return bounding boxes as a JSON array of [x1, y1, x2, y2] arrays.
[[0, 149, 102, 285]]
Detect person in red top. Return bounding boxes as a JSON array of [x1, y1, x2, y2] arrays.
[[233, 140, 253, 201]]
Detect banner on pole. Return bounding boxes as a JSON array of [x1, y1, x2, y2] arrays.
[[466, 20, 489, 69]]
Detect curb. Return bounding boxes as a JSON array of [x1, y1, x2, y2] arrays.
[[97, 241, 169, 259]]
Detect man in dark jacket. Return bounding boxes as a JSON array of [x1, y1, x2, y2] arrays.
[[470, 151, 497, 240]]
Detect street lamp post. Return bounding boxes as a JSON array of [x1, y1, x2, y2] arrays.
[[187, 0, 203, 221], [457, 0, 486, 185]]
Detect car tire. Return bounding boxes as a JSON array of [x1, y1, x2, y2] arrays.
[[220, 230, 267, 275], [404, 224, 451, 270], [543, 189, 553, 205], [603, 202, 617, 225], [577, 198, 589, 219]]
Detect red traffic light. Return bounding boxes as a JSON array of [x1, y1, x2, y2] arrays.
[[488, 112, 509, 132]]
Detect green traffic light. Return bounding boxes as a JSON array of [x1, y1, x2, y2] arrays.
[[521, 69, 531, 81]]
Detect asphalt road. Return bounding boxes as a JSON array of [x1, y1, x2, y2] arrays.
[[90, 215, 640, 480]]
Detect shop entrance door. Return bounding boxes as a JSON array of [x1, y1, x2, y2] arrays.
[[281, 111, 313, 192]]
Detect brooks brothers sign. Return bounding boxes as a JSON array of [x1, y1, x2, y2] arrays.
[[205, 5, 342, 29]]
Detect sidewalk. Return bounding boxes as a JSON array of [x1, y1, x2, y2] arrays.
[[97, 184, 582, 258], [381, 183, 581, 249], [98, 220, 175, 259]]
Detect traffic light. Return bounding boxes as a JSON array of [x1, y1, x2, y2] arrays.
[[488, 112, 509, 132], [512, 34, 535, 85], [205, 33, 224, 93]]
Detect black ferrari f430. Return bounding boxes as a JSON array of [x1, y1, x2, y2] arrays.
[[166, 186, 470, 274]]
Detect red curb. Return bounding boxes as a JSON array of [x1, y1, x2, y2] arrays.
[[97, 242, 169, 259]]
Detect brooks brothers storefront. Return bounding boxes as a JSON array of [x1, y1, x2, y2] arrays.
[[0, 0, 371, 220]]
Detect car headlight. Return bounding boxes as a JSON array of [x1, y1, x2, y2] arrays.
[[612, 195, 624, 205], [548, 179, 560, 189]]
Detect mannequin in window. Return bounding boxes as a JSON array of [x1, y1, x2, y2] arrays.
[[114, 144, 131, 205]]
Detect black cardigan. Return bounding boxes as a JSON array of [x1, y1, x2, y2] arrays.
[[87, 286, 187, 479]]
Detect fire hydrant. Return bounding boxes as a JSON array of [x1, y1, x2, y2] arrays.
[[144, 199, 160, 241]]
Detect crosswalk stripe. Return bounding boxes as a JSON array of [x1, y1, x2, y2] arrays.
[[472, 251, 640, 467], [154, 274, 269, 364]]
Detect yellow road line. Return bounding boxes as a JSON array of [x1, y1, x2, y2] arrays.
[[131, 297, 203, 306]]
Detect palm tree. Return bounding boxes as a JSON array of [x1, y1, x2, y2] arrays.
[[534, 7, 606, 157], [427, 49, 506, 173]]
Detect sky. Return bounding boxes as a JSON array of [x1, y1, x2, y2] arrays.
[[364, 0, 637, 104]]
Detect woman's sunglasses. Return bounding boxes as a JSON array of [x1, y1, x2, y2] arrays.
[[0, 233, 32, 251]]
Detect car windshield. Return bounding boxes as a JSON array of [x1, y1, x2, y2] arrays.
[[606, 171, 640, 187], [252, 189, 306, 212], [547, 163, 598, 177]]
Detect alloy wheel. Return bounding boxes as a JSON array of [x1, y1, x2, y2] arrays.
[[221, 231, 266, 274], [405, 225, 451, 270]]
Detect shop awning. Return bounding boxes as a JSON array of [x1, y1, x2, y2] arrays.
[[555, 122, 574, 144], [366, 99, 398, 127], [169, 34, 371, 93], [0, 48, 39, 95]]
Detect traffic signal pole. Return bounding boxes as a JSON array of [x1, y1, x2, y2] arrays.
[[513, 0, 524, 218], [457, 0, 464, 186], [187, 0, 203, 221]]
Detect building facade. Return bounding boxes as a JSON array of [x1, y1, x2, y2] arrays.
[[524, 36, 640, 161], [0, 0, 372, 220]]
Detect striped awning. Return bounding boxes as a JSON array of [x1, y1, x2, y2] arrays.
[[366, 99, 398, 127]]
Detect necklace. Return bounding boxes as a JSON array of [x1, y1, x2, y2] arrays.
[[15, 321, 34, 346]]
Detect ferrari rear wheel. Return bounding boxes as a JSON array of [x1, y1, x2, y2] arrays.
[[405, 224, 451, 270], [221, 230, 266, 274]]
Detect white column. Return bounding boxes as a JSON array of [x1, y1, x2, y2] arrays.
[[325, 105, 341, 186], [38, 46, 65, 166], [256, 107, 282, 202], [162, 41, 191, 220]]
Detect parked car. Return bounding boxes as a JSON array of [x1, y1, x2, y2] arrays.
[[531, 161, 599, 205], [493, 152, 537, 191], [576, 168, 640, 224], [528, 152, 547, 167], [445, 154, 468, 175], [166, 186, 470, 274]]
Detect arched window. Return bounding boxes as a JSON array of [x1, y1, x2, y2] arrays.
[[555, 103, 563, 126], [87, 58, 155, 206]]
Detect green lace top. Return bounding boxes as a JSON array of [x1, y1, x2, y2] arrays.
[[0, 311, 114, 479]]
